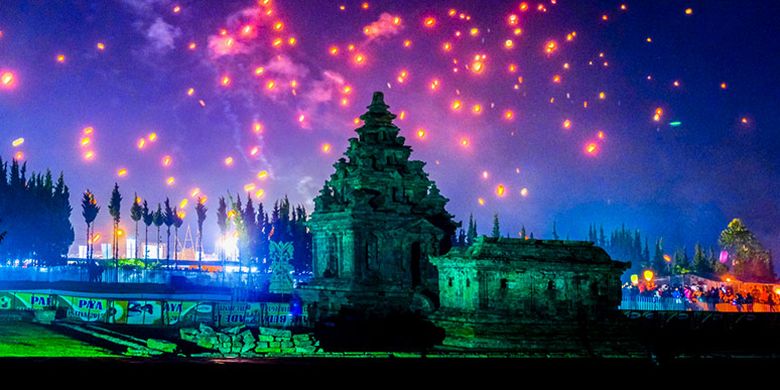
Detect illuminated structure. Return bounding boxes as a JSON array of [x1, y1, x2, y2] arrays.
[[300, 92, 458, 318], [430, 236, 632, 353]]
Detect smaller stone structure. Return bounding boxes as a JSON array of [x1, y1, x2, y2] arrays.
[[430, 236, 635, 355]]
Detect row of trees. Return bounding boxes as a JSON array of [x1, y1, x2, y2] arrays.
[[80, 184, 195, 274], [215, 194, 312, 273], [0, 158, 74, 265]]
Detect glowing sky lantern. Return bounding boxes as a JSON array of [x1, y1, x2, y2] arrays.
[[56, 54, 66, 63], [598, 91, 606, 100], [83, 126, 94, 135], [97, 42, 105, 51], [720, 82, 728, 90], [14, 151, 24, 160], [81, 137, 91, 147], [257, 170, 269, 180], [221, 75, 231, 87], [504, 39, 514, 49], [495, 184, 506, 197], [482, 171, 489, 179], [328, 46, 339, 56], [685, 8, 693, 15], [353, 53, 366, 65], [255, 189, 265, 198], [584, 142, 599, 156], [562, 119, 572, 129], [162, 155, 172, 167], [254, 67, 265, 76], [653, 107, 663, 122], [469, 27, 479, 37], [243, 183, 256, 192], [179, 198, 189, 209], [252, 122, 264, 134], [471, 104, 482, 115], [83, 150, 95, 161], [630, 274, 639, 285], [188, 42, 196, 50], [503, 110, 514, 121], [1, 71, 15, 89], [552, 74, 561, 83], [429, 79, 440, 91], [321, 143, 332, 153], [224, 156, 234, 166], [403, 39, 412, 48], [166, 176, 175, 186], [117, 168, 127, 177], [597, 130, 605, 140], [416, 128, 426, 139], [423, 17, 436, 28], [148, 132, 157, 142], [477, 197, 485, 206], [190, 188, 201, 198], [719, 250, 729, 264], [250, 146, 260, 156], [187, 87, 195, 96], [11, 137, 24, 147], [136, 138, 146, 149], [470, 60, 484, 74], [544, 40, 557, 55], [663, 254, 672, 262], [459, 137, 470, 147], [643, 270, 654, 282], [507, 14, 518, 25], [442, 42, 452, 52], [172, 4, 181, 13], [520, 188, 529, 197], [451, 99, 463, 111]]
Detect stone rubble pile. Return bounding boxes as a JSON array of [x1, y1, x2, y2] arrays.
[[179, 323, 321, 357]]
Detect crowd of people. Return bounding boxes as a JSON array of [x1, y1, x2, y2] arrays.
[[622, 281, 778, 312]]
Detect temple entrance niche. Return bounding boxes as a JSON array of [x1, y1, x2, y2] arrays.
[[411, 241, 422, 287]]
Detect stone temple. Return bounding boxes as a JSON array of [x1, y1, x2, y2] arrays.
[[429, 236, 635, 355], [300, 92, 458, 319]]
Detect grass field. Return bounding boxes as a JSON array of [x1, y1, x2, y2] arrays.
[[0, 321, 117, 357]]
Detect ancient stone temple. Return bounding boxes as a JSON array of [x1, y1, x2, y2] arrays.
[[430, 236, 639, 356], [300, 92, 458, 318]]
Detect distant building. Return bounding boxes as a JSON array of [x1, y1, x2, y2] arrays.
[[430, 236, 631, 353], [300, 92, 458, 318]]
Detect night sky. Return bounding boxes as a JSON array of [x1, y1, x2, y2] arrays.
[[1, 1, 778, 262]]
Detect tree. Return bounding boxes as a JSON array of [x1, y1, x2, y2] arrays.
[[693, 243, 710, 275], [153, 204, 164, 261], [520, 225, 526, 240], [719, 218, 775, 282], [173, 207, 183, 267], [491, 213, 500, 238], [108, 183, 122, 266], [652, 238, 666, 276], [466, 214, 477, 246], [216, 197, 228, 260], [81, 190, 99, 261], [552, 221, 559, 240], [195, 197, 208, 270], [142, 200, 152, 266], [130, 193, 143, 259], [163, 198, 174, 268], [673, 247, 690, 275]]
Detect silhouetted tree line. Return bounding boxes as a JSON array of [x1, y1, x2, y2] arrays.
[[220, 194, 312, 273], [0, 157, 74, 265]]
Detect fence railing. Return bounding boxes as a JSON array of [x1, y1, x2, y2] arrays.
[[0, 265, 273, 289], [620, 295, 780, 312]]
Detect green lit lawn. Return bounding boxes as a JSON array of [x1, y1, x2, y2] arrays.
[[0, 322, 117, 357]]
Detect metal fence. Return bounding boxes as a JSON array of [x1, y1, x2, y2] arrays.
[[620, 295, 780, 312], [0, 265, 273, 289]]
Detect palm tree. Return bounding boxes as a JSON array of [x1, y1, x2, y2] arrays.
[[173, 207, 183, 268], [153, 204, 164, 262], [81, 190, 99, 261], [108, 183, 122, 280], [130, 193, 143, 259], [163, 198, 175, 269], [141, 200, 152, 267], [195, 198, 208, 271]]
